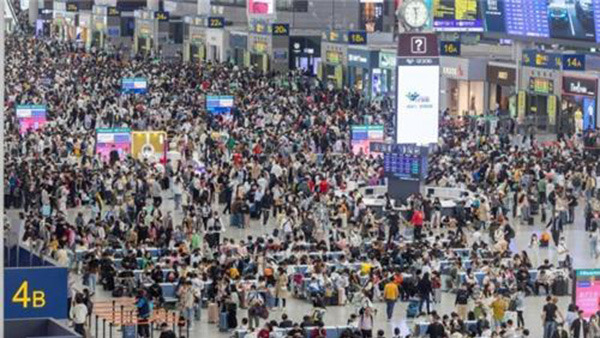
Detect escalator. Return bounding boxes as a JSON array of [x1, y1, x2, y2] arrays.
[[5, 0, 24, 32]]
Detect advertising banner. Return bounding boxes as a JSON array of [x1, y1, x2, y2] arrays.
[[517, 90, 526, 119], [584, 97, 596, 131], [96, 128, 132, 162], [359, 0, 384, 33], [575, 269, 600, 318], [351, 125, 384, 155], [16, 105, 47, 135], [132, 131, 168, 163], [247, 0, 275, 16], [562, 76, 597, 97], [548, 95, 557, 126], [396, 63, 439, 144], [5, 267, 68, 319]]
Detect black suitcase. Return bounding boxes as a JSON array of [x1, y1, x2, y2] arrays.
[[552, 277, 569, 296], [528, 217, 534, 226]]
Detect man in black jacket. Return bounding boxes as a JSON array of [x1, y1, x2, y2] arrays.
[[570, 310, 587, 338]]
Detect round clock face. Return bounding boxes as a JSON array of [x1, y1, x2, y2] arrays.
[[404, 1, 429, 29]]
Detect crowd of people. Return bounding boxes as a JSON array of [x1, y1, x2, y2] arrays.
[[6, 9, 600, 338]]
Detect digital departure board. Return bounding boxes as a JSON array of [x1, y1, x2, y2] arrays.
[[371, 143, 429, 181], [433, 0, 483, 32], [484, 0, 600, 42]]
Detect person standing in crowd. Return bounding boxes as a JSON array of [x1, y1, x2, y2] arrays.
[[136, 290, 152, 338], [454, 283, 470, 320], [542, 296, 564, 338], [417, 272, 433, 315], [411, 207, 425, 241], [70, 294, 88, 336], [383, 278, 399, 321], [275, 268, 289, 311], [358, 307, 374, 338], [570, 310, 587, 338]]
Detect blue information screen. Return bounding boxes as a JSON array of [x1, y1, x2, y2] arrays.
[[121, 78, 147, 94], [206, 95, 235, 114], [5, 267, 68, 319]]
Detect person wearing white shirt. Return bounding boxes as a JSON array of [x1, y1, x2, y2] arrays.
[[70, 295, 88, 335]]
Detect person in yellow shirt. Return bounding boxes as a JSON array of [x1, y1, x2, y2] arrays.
[[490, 293, 508, 328], [383, 279, 399, 321]]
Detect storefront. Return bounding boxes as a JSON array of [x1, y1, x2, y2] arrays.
[[347, 47, 378, 97], [134, 9, 171, 56], [561, 75, 598, 134], [373, 50, 395, 98], [319, 42, 347, 89], [134, 10, 155, 55], [36, 8, 53, 37], [91, 5, 135, 51], [289, 36, 321, 75], [52, 1, 82, 41], [183, 16, 206, 63], [206, 24, 228, 63], [486, 63, 516, 114], [247, 21, 291, 73], [440, 57, 487, 116], [229, 30, 247, 67], [520, 67, 562, 132]]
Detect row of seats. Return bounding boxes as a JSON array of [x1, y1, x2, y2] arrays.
[[235, 326, 355, 338]]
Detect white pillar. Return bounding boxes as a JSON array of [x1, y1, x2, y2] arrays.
[[29, 0, 39, 26]]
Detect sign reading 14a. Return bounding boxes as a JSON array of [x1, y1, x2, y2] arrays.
[[12, 280, 46, 308]]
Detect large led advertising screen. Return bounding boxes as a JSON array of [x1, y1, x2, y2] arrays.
[[96, 128, 132, 162], [351, 125, 384, 155], [359, 0, 384, 33], [575, 269, 600, 319], [396, 64, 439, 145], [433, 0, 484, 32], [16, 105, 47, 135]]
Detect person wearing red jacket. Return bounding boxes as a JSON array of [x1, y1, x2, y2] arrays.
[[411, 207, 424, 241]]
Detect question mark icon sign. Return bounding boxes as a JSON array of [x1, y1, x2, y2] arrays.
[[411, 36, 426, 54]]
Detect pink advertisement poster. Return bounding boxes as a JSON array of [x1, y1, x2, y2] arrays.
[[247, 0, 274, 15], [16, 105, 47, 135], [575, 269, 600, 318], [95, 128, 132, 162]]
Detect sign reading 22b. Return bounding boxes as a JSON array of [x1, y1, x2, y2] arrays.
[[5, 268, 68, 319]]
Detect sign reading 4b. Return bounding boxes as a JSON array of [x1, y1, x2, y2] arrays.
[[5, 267, 68, 319], [12, 281, 46, 308]]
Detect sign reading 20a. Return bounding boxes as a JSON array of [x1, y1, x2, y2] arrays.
[[5, 268, 68, 319]]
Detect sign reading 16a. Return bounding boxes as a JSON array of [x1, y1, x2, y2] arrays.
[[12, 281, 46, 308]]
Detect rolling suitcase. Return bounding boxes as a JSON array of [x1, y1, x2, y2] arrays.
[[219, 312, 229, 332], [407, 300, 419, 318], [208, 302, 219, 323]]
